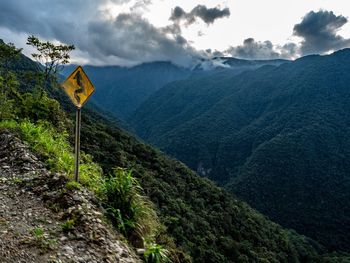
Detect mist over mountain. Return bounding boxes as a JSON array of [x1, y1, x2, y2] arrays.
[[62, 57, 287, 120], [129, 49, 350, 252]]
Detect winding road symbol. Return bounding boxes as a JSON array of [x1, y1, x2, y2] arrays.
[[61, 66, 94, 108], [73, 71, 85, 104]]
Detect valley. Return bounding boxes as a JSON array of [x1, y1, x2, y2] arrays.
[[88, 50, 350, 253]]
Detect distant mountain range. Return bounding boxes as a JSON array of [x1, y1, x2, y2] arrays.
[[129, 49, 350, 252], [62, 57, 287, 120]]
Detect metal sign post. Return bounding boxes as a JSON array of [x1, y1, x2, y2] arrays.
[[74, 107, 81, 181], [61, 66, 95, 182]]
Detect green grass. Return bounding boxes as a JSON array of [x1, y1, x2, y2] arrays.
[[144, 243, 170, 263], [66, 181, 81, 190], [61, 217, 76, 233], [31, 227, 44, 238], [103, 168, 160, 247], [0, 119, 103, 190]]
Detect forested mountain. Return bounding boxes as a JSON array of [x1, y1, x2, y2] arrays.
[[62, 62, 191, 119], [3, 40, 349, 262], [62, 58, 287, 120], [130, 49, 350, 252]]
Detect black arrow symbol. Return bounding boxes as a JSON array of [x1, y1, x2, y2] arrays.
[[73, 71, 85, 104]]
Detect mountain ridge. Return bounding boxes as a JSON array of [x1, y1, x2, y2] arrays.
[[62, 57, 288, 120]]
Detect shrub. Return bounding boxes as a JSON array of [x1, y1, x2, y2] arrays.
[[0, 73, 18, 120], [144, 243, 170, 263], [19, 90, 68, 132], [66, 181, 81, 190], [61, 217, 76, 233], [102, 168, 159, 247]]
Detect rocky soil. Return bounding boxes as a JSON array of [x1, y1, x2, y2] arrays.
[[0, 130, 141, 263]]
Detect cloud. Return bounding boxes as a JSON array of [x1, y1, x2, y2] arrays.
[[226, 38, 280, 60], [205, 49, 224, 57], [130, 0, 152, 12], [0, 0, 202, 67], [225, 10, 350, 60], [279, 43, 299, 58], [87, 13, 200, 66], [170, 5, 230, 25], [2, 1, 348, 65], [293, 10, 350, 55], [226, 38, 300, 60]]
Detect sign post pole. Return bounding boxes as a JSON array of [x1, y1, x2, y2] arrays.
[[74, 107, 81, 182], [61, 66, 95, 182]]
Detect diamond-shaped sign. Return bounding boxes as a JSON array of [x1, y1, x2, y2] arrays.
[[61, 66, 94, 108]]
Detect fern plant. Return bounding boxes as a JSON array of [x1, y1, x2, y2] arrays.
[[144, 243, 170, 263]]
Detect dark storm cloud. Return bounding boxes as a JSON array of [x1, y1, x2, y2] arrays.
[[280, 43, 299, 58], [170, 5, 230, 25], [87, 13, 199, 65], [227, 38, 280, 59], [226, 38, 299, 60], [0, 0, 112, 40], [0, 0, 201, 66], [206, 49, 224, 57], [170, 6, 187, 21], [293, 10, 350, 55]]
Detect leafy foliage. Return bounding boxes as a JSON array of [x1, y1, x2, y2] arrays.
[[0, 41, 22, 120], [0, 72, 18, 120], [0, 40, 22, 68], [61, 217, 77, 233], [27, 35, 75, 90], [144, 243, 170, 263]]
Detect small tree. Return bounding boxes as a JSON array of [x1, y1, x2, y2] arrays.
[[0, 73, 19, 120], [0, 40, 22, 70], [0, 41, 22, 120], [26, 35, 75, 90]]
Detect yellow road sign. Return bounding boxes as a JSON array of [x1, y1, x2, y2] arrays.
[[61, 66, 94, 108]]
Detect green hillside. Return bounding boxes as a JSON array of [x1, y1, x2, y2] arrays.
[[1, 40, 349, 262], [130, 49, 350, 252]]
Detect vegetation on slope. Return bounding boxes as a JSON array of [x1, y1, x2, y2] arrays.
[[130, 50, 350, 252], [0, 39, 172, 262]]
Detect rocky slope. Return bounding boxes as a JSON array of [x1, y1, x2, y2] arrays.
[[0, 129, 140, 263]]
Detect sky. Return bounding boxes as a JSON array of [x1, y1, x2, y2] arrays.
[[0, 0, 349, 67]]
